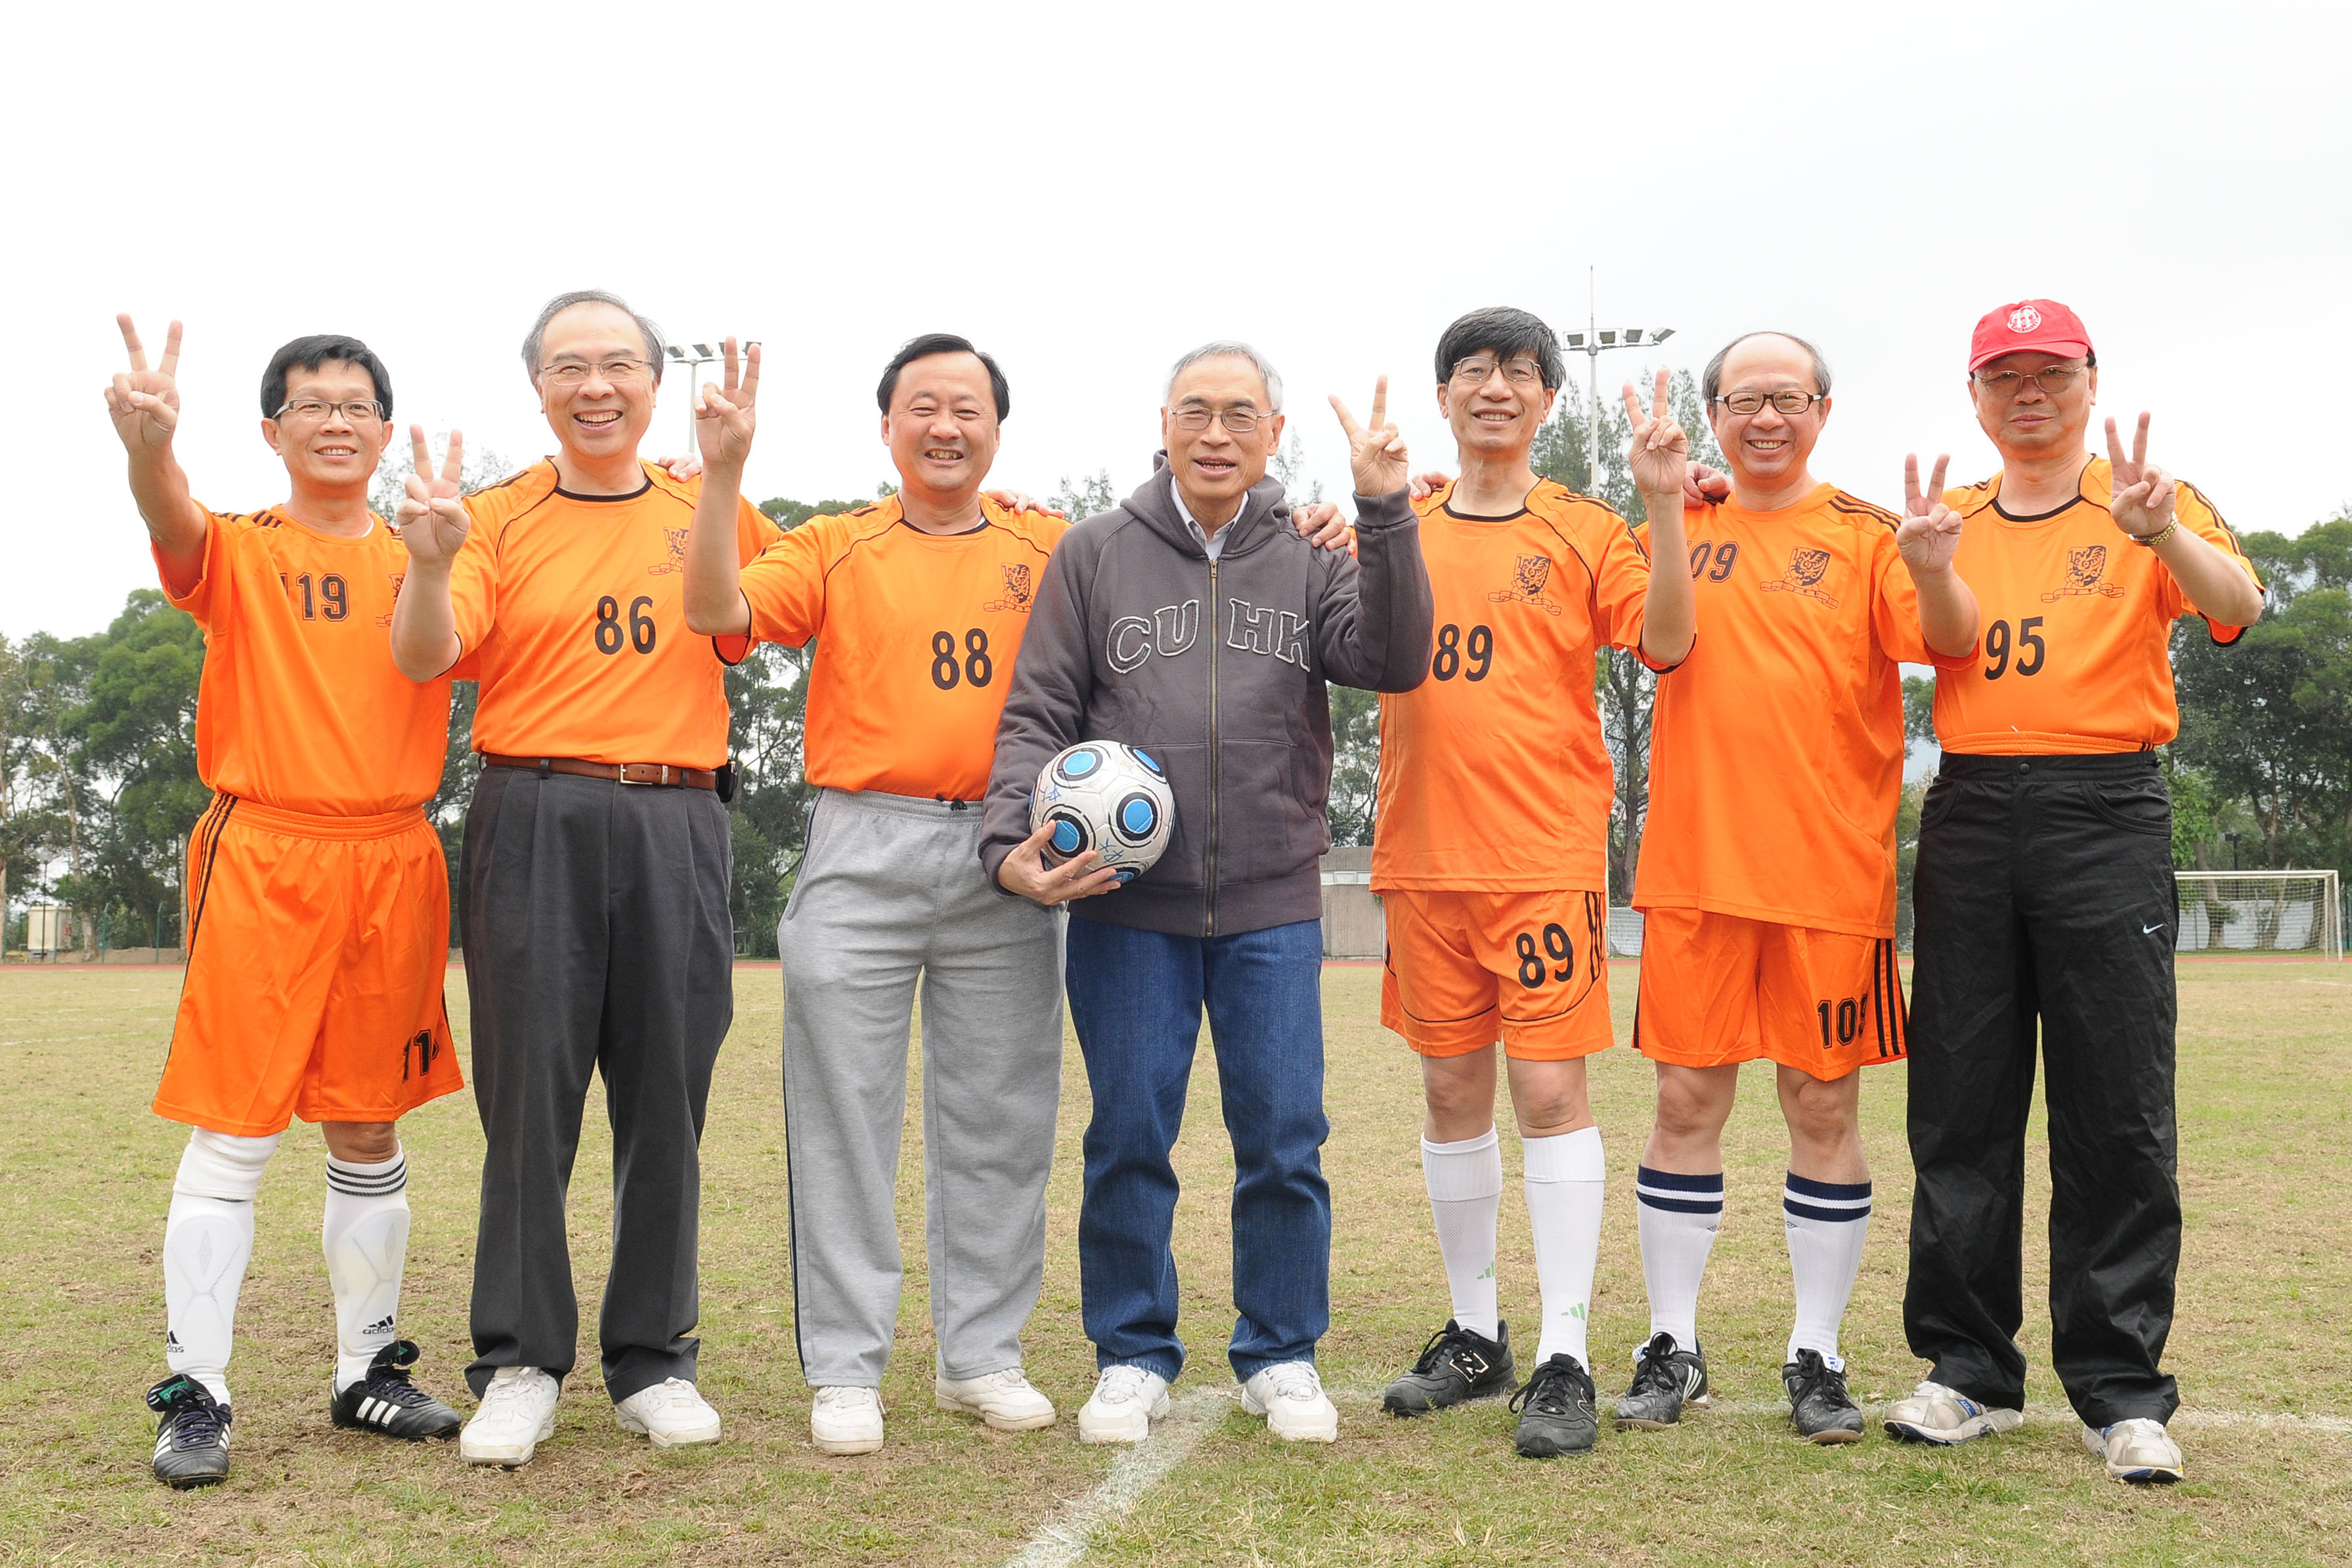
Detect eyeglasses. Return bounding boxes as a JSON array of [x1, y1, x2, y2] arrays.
[[1171, 404, 1271, 433], [1972, 362, 2088, 397], [1713, 389, 1825, 416], [1451, 357, 1545, 387], [538, 358, 655, 386], [273, 399, 386, 424]]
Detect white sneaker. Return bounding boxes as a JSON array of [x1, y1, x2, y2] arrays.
[[1078, 1366, 1171, 1445], [1883, 1380, 2024, 1445], [2083, 1417, 2184, 1484], [1241, 1362, 1338, 1443], [460, 1366, 559, 1467], [614, 1378, 721, 1449], [810, 1386, 884, 1456], [935, 1367, 1056, 1432]]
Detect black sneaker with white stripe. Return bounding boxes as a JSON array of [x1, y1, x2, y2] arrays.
[[1783, 1349, 1864, 1443], [147, 1374, 230, 1489], [1382, 1318, 1516, 1416], [1509, 1353, 1600, 1457], [1613, 1331, 1710, 1429], [329, 1341, 462, 1440]]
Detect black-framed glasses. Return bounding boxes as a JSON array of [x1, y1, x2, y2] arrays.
[[538, 357, 655, 386], [1451, 357, 1545, 387], [1171, 404, 1271, 433], [1972, 362, 2088, 397], [273, 398, 386, 424], [1713, 389, 1825, 416]]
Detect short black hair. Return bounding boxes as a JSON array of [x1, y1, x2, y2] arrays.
[[1434, 306, 1563, 390], [261, 334, 392, 419], [876, 333, 1011, 421]]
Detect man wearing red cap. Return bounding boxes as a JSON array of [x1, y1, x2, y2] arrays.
[[1886, 299, 2263, 1484]]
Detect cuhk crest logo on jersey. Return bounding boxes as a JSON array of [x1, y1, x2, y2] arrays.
[[1487, 554, 1562, 616], [376, 572, 404, 627], [2009, 305, 2043, 332], [982, 561, 1035, 613], [1760, 546, 1840, 607], [648, 526, 688, 576], [2041, 542, 2124, 601]]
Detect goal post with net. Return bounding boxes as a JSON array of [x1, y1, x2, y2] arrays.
[[2175, 870, 2342, 961]]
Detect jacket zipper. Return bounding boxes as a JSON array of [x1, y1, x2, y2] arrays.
[[1205, 555, 1219, 938]]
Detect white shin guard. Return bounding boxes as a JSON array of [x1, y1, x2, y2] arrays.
[[163, 1128, 283, 1405], [323, 1150, 410, 1393]]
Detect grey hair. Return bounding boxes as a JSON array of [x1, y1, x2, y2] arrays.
[[1164, 339, 1284, 412], [1701, 330, 1832, 403], [522, 290, 666, 384]]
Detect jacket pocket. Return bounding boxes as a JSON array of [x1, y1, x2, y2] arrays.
[[2082, 780, 2171, 837], [1219, 738, 1318, 882]]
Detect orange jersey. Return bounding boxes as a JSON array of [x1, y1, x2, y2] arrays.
[[1635, 484, 1976, 938], [161, 507, 454, 815], [449, 461, 778, 768], [1932, 456, 2260, 754], [1371, 479, 1656, 893], [740, 496, 1066, 802]]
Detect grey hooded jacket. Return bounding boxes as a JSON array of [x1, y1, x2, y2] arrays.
[[980, 461, 1433, 938]]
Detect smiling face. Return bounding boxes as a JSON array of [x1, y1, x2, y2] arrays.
[[1970, 349, 2097, 461], [882, 351, 1001, 505], [1707, 334, 1829, 492], [1161, 355, 1284, 517], [1436, 349, 1556, 464], [261, 359, 392, 495], [534, 301, 656, 463]]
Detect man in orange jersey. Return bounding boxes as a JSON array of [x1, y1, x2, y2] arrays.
[[684, 334, 1352, 1456], [1890, 301, 2263, 1485], [1616, 331, 1979, 1447], [105, 317, 467, 1487], [1372, 307, 1694, 1459], [389, 290, 780, 1466]]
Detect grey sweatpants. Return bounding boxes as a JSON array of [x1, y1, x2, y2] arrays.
[[460, 766, 734, 1403], [781, 787, 1064, 1387]]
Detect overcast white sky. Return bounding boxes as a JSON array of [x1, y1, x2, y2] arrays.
[[6, 1, 2345, 638]]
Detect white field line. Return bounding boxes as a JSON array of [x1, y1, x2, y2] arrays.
[[1002, 1389, 1227, 1568]]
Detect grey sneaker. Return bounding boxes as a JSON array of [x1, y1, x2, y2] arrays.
[[1382, 1319, 1516, 1416], [1782, 1350, 1863, 1444], [1883, 1380, 2023, 1445], [1510, 1353, 1599, 1457], [147, 1375, 230, 1489], [1613, 1332, 1710, 1429], [2083, 1417, 2183, 1484]]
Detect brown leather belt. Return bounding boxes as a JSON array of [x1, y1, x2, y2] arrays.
[[482, 754, 719, 791]]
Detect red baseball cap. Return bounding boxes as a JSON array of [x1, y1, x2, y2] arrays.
[[1968, 299, 2093, 371]]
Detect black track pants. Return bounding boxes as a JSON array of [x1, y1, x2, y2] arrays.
[[459, 767, 735, 1403], [1904, 751, 2181, 1427]]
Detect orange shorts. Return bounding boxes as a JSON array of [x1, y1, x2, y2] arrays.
[[1632, 907, 1906, 1081], [1380, 888, 1615, 1060], [153, 795, 462, 1136]]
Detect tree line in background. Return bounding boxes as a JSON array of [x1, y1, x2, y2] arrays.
[[7, 393, 2349, 956]]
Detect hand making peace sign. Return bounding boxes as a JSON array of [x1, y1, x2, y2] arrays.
[[106, 314, 183, 452], [1897, 453, 1965, 575], [695, 338, 760, 471], [1329, 376, 1408, 496], [2105, 412, 2177, 540], [1621, 369, 1689, 498], [394, 425, 471, 571]]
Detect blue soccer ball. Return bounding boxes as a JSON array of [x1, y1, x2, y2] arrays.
[[1030, 742, 1176, 883]]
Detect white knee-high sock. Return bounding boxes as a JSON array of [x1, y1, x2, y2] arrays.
[[1524, 1127, 1605, 1367], [1421, 1129, 1503, 1341], [1784, 1173, 1871, 1368], [1635, 1165, 1722, 1354], [324, 1148, 412, 1392], [163, 1129, 282, 1405]]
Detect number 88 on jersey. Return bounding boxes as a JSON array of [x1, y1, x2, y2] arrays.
[[1031, 743, 1177, 884]]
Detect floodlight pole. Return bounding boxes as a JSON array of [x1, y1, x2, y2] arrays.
[[666, 343, 721, 460], [1561, 267, 1674, 500]]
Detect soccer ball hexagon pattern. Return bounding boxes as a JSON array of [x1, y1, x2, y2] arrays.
[[1030, 742, 1177, 884]]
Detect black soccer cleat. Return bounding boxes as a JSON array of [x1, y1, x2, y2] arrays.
[[1783, 1349, 1864, 1444], [1382, 1318, 1517, 1416], [147, 1374, 230, 1489], [1509, 1353, 1599, 1457], [329, 1341, 463, 1441], [1613, 1331, 1711, 1429]]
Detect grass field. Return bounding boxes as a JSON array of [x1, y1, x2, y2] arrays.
[[1, 957, 2345, 1567]]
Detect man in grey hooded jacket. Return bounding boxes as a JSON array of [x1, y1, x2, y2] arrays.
[[983, 341, 1432, 1445]]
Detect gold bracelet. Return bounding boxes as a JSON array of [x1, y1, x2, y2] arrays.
[[2132, 520, 2179, 549]]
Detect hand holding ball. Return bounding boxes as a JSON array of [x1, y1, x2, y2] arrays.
[[1031, 743, 1176, 884]]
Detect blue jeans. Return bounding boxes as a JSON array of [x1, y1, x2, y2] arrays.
[[1064, 915, 1331, 1384]]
